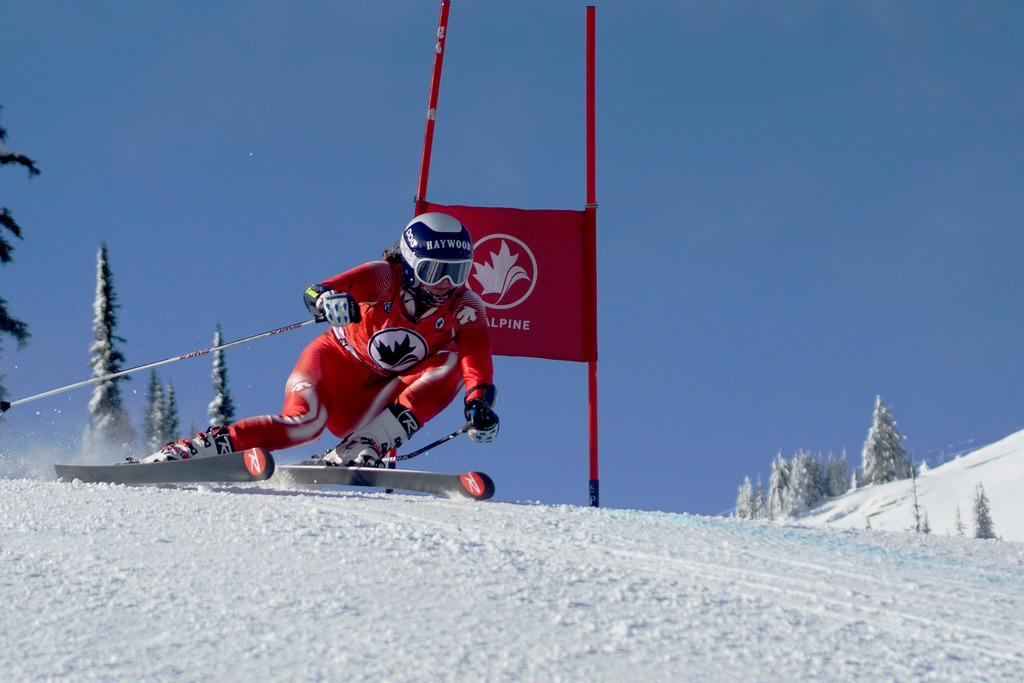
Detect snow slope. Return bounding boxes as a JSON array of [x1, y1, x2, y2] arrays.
[[797, 429, 1024, 541], [1, 466, 1023, 682]]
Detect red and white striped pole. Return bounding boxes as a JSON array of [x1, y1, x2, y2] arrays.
[[414, 0, 451, 217]]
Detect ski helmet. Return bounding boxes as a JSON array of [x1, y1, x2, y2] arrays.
[[400, 213, 474, 304]]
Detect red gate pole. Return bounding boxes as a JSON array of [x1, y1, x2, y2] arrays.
[[585, 6, 600, 507], [415, 0, 451, 216]]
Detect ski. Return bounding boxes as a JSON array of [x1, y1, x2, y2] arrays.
[[54, 449, 493, 500], [54, 449, 275, 485], [277, 462, 495, 501]]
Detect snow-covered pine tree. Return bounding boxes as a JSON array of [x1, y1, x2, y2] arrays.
[[788, 451, 811, 515], [207, 323, 236, 427], [735, 477, 755, 519], [973, 483, 996, 539], [143, 370, 167, 452], [787, 450, 828, 514], [854, 465, 865, 489], [144, 372, 181, 452], [84, 241, 134, 454], [826, 450, 851, 498], [861, 395, 912, 485], [954, 506, 965, 536], [752, 474, 768, 520], [909, 454, 928, 533], [767, 452, 792, 519], [163, 379, 180, 443], [805, 451, 827, 508]]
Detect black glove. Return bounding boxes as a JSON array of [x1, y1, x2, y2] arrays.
[[465, 391, 499, 444]]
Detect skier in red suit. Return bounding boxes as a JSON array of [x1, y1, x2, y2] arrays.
[[144, 212, 499, 465]]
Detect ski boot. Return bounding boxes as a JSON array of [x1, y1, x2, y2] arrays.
[[323, 404, 419, 467], [141, 426, 235, 463]]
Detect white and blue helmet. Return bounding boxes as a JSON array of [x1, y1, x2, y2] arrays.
[[400, 213, 474, 304]]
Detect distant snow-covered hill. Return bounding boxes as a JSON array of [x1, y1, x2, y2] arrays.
[[795, 429, 1024, 541]]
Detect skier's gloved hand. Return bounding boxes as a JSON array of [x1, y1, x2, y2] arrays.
[[304, 284, 361, 327], [318, 291, 360, 327], [465, 400, 499, 443]]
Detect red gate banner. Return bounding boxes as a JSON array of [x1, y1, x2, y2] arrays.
[[423, 202, 596, 362]]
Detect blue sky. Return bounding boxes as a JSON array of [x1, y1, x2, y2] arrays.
[[2, 2, 1021, 515]]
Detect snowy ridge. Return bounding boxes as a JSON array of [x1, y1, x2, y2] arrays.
[[796, 428, 1024, 541], [1, 465, 1023, 681]]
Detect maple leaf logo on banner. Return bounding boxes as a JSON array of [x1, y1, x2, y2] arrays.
[[472, 238, 536, 308]]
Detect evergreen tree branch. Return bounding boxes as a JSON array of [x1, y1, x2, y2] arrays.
[[0, 150, 41, 177], [0, 299, 31, 349]]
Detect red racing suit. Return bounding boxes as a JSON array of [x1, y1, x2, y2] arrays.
[[227, 261, 494, 451]]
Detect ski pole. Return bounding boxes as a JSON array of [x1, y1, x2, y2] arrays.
[[0, 318, 320, 415], [383, 422, 471, 463], [313, 422, 471, 465]]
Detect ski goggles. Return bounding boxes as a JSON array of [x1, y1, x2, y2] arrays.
[[415, 258, 473, 287]]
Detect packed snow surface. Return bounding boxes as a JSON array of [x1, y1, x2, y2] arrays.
[[2, 460, 1023, 682]]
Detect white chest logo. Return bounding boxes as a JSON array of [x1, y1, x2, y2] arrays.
[[457, 307, 477, 324], [367, 329, 428, 372]]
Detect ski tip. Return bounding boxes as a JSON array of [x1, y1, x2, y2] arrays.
[[243, 448, 275, 480], [0, 400, 10, 414], [458, 471, 495, 500]]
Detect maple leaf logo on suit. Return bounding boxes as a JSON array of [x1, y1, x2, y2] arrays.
[[368, 329, 428, 372]]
